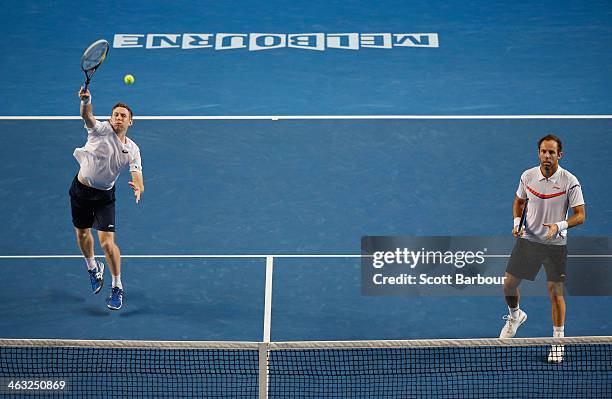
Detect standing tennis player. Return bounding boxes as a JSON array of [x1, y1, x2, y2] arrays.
[[500, 134, 585, 362], [70, 87, 144, 310]]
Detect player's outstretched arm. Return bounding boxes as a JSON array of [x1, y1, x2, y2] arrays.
[[78, 87, 96, 128]]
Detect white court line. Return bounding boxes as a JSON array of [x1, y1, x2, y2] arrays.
[[1, 115, 612, 120], [0, 254, 362, 259], [0, 254, 611, 259]]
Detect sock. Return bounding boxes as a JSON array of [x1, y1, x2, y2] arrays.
[[508, 306, 520, 319], [85, 257, 97, 271], [112, 275, 123, 290], [553, 326, 565, 338]]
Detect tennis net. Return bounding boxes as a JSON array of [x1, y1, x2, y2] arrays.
[[1, 336, 611, 398]]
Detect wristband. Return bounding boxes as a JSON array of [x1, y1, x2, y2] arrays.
[[555, 220, 568, 232], [513, 217, 521, 228], [81, 96, 91, 105]]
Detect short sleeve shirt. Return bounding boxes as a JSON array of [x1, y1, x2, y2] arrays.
[[73, 120, 142, 190], [516, 166, 584, 245]]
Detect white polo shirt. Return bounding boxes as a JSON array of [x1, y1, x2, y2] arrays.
[[73, 120, 142, 190], [517, 166, 584, 245]]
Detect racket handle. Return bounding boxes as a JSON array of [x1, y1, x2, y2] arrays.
[[80, 81, 92, 106], [82, 75, 92, 93], [517, 198, 529, 237]]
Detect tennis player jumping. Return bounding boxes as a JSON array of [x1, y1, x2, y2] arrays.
[[69, 87, 144, 310]]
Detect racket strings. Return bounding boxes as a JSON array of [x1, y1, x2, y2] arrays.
[[81, 41, 109, 72], [80, 39, 109, 91]]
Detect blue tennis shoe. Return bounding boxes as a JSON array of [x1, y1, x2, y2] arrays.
[[106, 287, 124, 310], [88, 261, 104, 294]]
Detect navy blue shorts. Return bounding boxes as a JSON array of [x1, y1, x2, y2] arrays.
[[69, 175, 116, 232], [506, 238, 567, 282]]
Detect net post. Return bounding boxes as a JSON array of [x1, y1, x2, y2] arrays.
[[263, 256, 274, 343], [259, 256, 273, 399], [258, 342, 269, 399]]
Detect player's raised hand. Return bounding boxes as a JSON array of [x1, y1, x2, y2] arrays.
[[78, 87, 91, 101]]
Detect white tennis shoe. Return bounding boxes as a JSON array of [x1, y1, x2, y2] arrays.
[[547, 344, 564, 363], [499, 310, 527, 339]]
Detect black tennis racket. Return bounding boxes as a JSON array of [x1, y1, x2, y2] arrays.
[[517, 198, 529, 237], [81, 39, 109, 92]]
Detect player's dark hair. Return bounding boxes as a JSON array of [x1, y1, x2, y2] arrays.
[[112, 102, 133, 119], [538, 134, 562, 153]]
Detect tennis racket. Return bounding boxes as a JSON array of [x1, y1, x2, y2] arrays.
[[81, 39, 109, 92], [517, 198, 529, 237]]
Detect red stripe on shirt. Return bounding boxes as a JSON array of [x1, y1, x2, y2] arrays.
[[527, 185, 566, 199]]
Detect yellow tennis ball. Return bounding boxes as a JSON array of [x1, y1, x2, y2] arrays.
[[124, 74, 135, 85]]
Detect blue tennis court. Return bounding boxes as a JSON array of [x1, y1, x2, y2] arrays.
[[1, 0, 611, 397], [1, 118, 611, 340]]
